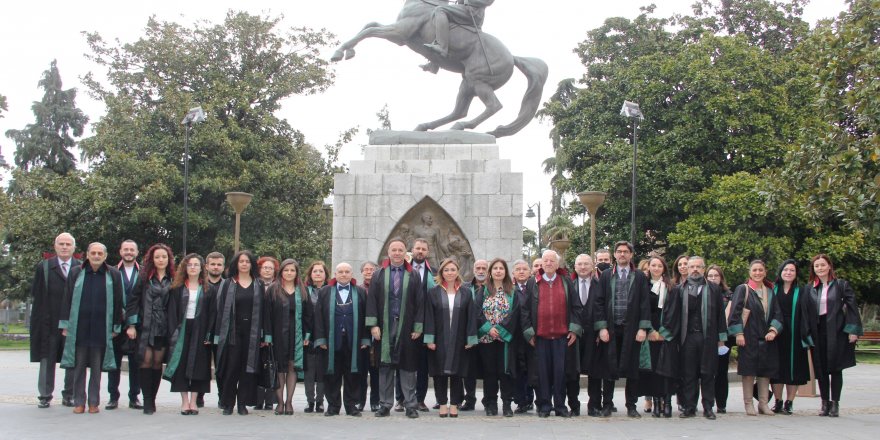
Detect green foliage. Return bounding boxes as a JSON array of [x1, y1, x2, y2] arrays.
[[76, 11, 338, 261], [0, 93, 7, 167], [4, 61, 88, 175], [797, 230, 880, 304]]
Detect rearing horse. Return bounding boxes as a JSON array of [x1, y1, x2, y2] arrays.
[[331, 0, 548, 138]]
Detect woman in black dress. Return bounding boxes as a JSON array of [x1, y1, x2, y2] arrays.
[[125, 243, 175, 415], [302, 260, 329, 413], [214, 250, 270, 415], [269, 259, 312, 415], [424, 257, 477, 418], [806, 254, 863, 417], [728, 259, 782, 416], [165, 254, 215, 415], [770, 259, 810, 414], [476, 258, 519, 417], [641, 256, 673, 418], [706, 264, 733, 414]]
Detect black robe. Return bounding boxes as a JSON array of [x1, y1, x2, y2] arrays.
[[773, 283, 811, 385], [474, 285, 519, 378], [637, 279, 667, 396], [269, 284, 313, 375], [313, 284, 369, 376], [164, 284, 216, 383], [125, 275, 173, 361], [424, 284, 477, 377], [30, 257, 81, 362], [656, 281, 728, 378], [591, 266, 652, 381], [727, 283, 783, 378], [520, 270, 584, 385], [365, 263, 424, 371], [805, 279, 862, 374], [213, 279, 271, 378], [572, 275, 600, 376]]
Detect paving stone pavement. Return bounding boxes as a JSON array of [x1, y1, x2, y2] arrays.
[[1, 350, 877, 439]]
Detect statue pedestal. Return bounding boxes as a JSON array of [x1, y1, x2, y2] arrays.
[[332, 139, 523, 279]]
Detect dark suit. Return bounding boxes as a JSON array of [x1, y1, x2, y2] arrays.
[[398, 261, 433, 405], [31, 257, 79, 403], [570, 275, 599, 414], [107, 263, 141, 403]]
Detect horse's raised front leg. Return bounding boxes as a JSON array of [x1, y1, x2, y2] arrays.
[[451, 82, 502, 131], [414, 80, 475, 131], [331, 21, 410, 62]]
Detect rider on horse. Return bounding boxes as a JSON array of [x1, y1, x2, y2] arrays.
[[424, 0, 495, 58]]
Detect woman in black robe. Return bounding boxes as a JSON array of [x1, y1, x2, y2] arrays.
[[424, 258, 477, 418], [727, 259, 782, 416], [302, 260, 328, 413], [639, 256, 673, 418], [164, 254, 216, 415], [770, 259, 811, 414], [125, 243, 175, 415], [706, 265, 734, 414], [476, 258, 519, 417], [213, 251, 271, 415], [268, 259, 312, 415], [806, 254, 863, 417]]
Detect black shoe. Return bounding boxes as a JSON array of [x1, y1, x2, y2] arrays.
[[460, 400, 476, 411], [783, 400, 793, 415], [601, 405, 613, 417], [679, 409, 696, 418], [611, 405, 618, 412], [143, 400, 155, 415], [664, 398, 673, 418], [349, 409, 362, 417], [222, 406, 233, 415], [196, 397, 205, 408], [105, 400, 118, 410], [305, 403, 314, 413], [503, 403, 513, 417], [406, 408, 419, 419], [556, 408, 571, 418], [237, 406, 249, 415], [772, 399, 783, 414], [62, 397, 74, 407], [324, 410, 337, 417], [370, 404, 380, 412], [375, 406, 390, 417], [538, 411, 550, 418], [627, 407, 641, 418], [588, 408, 602, 417], [651, 398, 661, 418], [393, 401, 405, 412], [254, 403, 263, 410], [355, 403, 364, 412], [37, 399, 50, 409], [515, 403, 533, 414], [485, 406, 497, 416], [129, 399, 143, 409], [432, 403, 441, 410], [418, 402, 429, 412], [819, 400, 830, 416], [703, 409, 716, 420], [716, 406, 726, 414], [315, 403, 324, 413], [829, 401, 839, 417]]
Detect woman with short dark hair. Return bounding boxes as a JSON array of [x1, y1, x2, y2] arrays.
[[770, 259, 811, 414], [806, 254, 863, 417]]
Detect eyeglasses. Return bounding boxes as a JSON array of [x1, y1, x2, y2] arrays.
[[614, 250, 632, 254], [186, 263, 202, 268]]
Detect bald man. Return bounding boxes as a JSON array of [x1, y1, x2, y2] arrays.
[[32, 232, 80, 408], [314, 262, 370, 417]]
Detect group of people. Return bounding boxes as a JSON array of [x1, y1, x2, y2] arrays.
[[30, 232, 864, 421]]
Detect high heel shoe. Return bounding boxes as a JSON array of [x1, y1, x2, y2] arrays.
[[449, 404, 459, 418], [286, 402, 294, 415], [439, 405, 449, 418]]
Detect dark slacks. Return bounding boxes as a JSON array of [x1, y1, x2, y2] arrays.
[[515, 368, 534, 406], [37, 333, 73, 402], [680, 332, 715, 411], [815, 317, 844, 401], [357, 363, 380, 407], [715, 343, 731, 409], [73, 346, 104, 407], [107, 340, 140, 402], [323, 339, 363, 414], [587, 377, 612, 411], [565, 379, 581, 411], [535, 336, 567, 413], [607, 325, 639, 409], [219, 330, 258, 408], [433, 375, 464, 406]]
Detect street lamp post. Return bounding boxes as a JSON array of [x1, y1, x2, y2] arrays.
[[226, 192, 253, 254], [620, 101, 643, 245], [577, 191, 607, 258], [525, 202, 542, 256], [181, 106, 206, 255], [322, 203, 333, 265]]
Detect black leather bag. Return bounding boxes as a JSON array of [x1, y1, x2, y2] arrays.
[[259, 347, 279, 390]]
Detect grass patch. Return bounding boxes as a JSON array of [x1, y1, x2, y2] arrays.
[[0, 339, 29, 349], [1, 323, 29, 334], [857, 352, 880, 365]]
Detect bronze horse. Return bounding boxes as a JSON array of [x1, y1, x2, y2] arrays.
[[331, 0, 548, 138]]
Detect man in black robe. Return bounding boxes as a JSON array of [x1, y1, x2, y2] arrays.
[[202, 251, 225, 407], [571, 254, 600, 416], [656, 256, 728, 419], [407, 239, 434, 412], [106, 239, 141, 410], [315, 263, 370, 417], [31, 232, 79, 408], [592, 241, 651, 418], [366, 238, 424, 418], [511, 259, 535, 413]]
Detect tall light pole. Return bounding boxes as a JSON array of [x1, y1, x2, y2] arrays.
[[620, 101, 643, 245], [525, 202, 542, 255], [181, 106, 206, 255], [226, 192, 253, 254], [577, 191, 607, 259]]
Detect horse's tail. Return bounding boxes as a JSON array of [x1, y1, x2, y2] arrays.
[[488, 56, 549, 138]]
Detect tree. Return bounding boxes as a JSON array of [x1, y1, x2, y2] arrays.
[[540, 1, 815, 256], [0, 93, 7, 168], [5, 61, 88, 175], [75, 11, 339, 261]]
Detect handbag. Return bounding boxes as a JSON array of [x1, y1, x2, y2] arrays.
[[259, 347, 279, 390]]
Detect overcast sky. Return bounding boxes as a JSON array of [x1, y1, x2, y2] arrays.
[[0, 0, 847, 231]]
